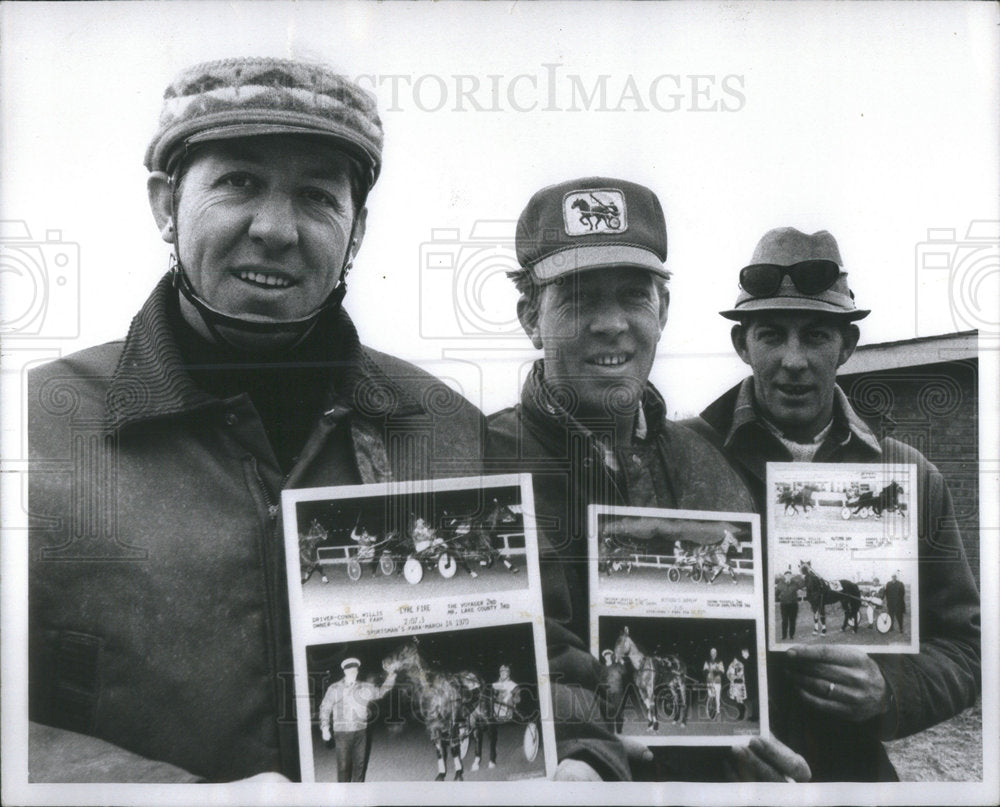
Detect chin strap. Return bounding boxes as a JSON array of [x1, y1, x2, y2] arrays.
[[170, 255, 347, 347]]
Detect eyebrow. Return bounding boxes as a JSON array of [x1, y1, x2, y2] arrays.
[[213, 143, 352, 182]]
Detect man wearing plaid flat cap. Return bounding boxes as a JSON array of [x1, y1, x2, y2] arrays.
[[683, 227, 980, 781], [487, 178, 756, 780], [28, 57, 483, 782]]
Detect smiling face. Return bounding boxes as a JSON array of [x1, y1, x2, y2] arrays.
[[732, 312, 859, 442], [155, 135, 364, 325], [521, 266, 667, 421]]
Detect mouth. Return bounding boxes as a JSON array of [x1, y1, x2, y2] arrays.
[[235, 269, 294, 289], [775, 383, 814, 398], [586, 353, 632, 368]]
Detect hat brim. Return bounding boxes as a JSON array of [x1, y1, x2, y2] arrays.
[[153, 117, 381, 178], [532, 244, 669, 283], [719, 296, 870, 321]]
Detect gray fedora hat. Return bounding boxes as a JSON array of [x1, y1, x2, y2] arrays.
[[720, 227, 869, 321]]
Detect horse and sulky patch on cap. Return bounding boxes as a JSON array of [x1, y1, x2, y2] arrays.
[[144, 57, 384, 185], [721, 227, 869, 321], [515, 177, 670, 284]]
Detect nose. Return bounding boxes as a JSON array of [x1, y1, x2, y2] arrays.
[[587, 302, 629, 337], [248, 192, 298, 251], [779, 334, 809, 373]]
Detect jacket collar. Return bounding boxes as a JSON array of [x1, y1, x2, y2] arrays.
[[700, 376, 882, 458], [106, 274, 422, 432], [518, 359, 667, 452]]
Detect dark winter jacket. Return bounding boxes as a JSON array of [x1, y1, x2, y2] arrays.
[[682, 378, 981, 782], [487, 361, 757, 780], [29, 275, 484, 782]]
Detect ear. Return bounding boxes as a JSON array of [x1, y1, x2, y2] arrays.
[[348, 206, 368, 263], [517, 294, 543, 350], [657, 288, 670, 335], [147, 172, 175, 244], [837, 324, 860, 367], [731, 323, 751, 366]]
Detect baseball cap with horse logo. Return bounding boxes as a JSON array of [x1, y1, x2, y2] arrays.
[[515, 177, 669, 284]]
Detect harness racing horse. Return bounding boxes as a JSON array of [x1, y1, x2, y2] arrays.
[[598, 651, 629, 734], [849, 481, 905, 518], [697, 530, 742, 585], [380, 639, 489, 780], [450, 500, 520, 574], [778, 485, 816, 516], [299, 519, 328, 584], [570, 195, 621, 231], [613, 627, 685, 731], [799, 561, 862, 634]]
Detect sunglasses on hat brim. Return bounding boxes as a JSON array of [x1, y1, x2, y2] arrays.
[[738, 260, 842, 298]]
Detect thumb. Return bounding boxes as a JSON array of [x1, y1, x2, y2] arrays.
[[619, 736, 654, 764]]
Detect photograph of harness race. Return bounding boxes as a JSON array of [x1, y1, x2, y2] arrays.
[[304, 623, 549, 782], [592, 506, 756, 601], [595, 615, 764, 745], [772, 469, 912, 545], [292, 477, 528, 609]]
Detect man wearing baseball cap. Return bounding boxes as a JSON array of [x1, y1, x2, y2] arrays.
[[318, 658, 397, 782], [487, 177, 756, 780], [685, 227, 981, 781], [28, 57, 482, 782]]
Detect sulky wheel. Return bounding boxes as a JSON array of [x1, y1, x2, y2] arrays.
[[608, 216, 621, 229], [667, 567, 680, 583], [379, 552, 395, 576], [876, 612, 892, 634], [523, 722, 540, 762], [691, 566, 703, 583], [438, 552, 457, 579], [706, 695, 718, 721], [403, 556, 423, 585], [459, 731, 470, 760], [841, 507, 853, 520], [347, 558, 362, 582]]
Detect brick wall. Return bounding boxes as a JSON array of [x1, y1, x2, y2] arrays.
[[839, 359, 980, 586]]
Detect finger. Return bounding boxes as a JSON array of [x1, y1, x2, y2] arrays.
[[788, 662, 862, 686], [797, 685, 856, 719], [789, 672, 859, 704], [747, 738, 811, 782], [786, 645, 866, 666], [732, 745, 786, 782], [619, 735, 654, 764], [553, 759, 603, 781]]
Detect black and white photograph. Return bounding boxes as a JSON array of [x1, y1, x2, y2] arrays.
[[767, 463, 920, 653], [3, 1, 996, 804], [592, 506, 758, 603], [303, 623, 548, 783], [595, 615, 765, 745], [290, 477, 527, 611]]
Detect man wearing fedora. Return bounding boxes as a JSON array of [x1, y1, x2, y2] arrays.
[[28, 57, 483, 782], [487, 177, 760, 779], [685, 227, 981, 781]]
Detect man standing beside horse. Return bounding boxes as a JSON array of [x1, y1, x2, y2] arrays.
[[319, 658, 397, 782], [686, 226, 981, 781], [884, 572, 906, 634]]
